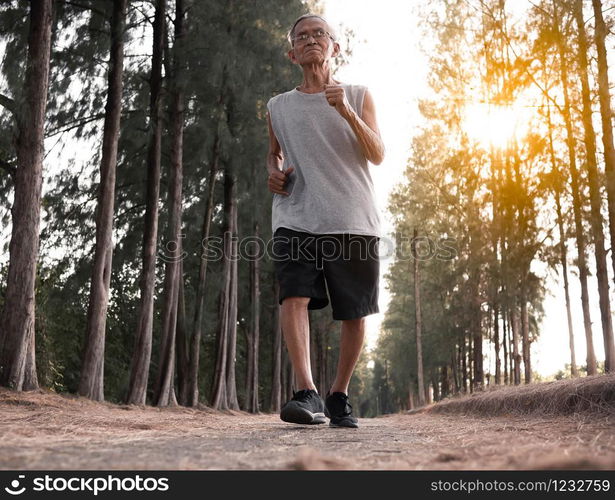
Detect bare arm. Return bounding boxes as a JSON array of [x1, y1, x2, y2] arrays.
[[325, 85, 385, 165], [266, 112, 293, 195]]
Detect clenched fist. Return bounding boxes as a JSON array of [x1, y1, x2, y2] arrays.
[[268, 166, 294, 196], [324, 84, 352, 119]]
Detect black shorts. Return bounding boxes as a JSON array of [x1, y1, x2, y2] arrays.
[[272, 227, 380, 320]]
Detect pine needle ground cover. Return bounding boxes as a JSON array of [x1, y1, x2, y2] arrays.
[[0, 377, 613, 470]]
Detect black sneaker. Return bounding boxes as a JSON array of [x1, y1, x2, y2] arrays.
[[324, 391, 359, 428], [280, 389, 326, 425]]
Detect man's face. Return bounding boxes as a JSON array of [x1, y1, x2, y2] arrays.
[[288, 18, 340, 66]]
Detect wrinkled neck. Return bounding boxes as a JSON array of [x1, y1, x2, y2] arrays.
[[298, 61, 338, 92]]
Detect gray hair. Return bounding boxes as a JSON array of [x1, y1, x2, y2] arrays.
[[287, 14, 337, 46]]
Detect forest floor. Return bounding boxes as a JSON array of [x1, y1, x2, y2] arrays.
[[1, 377, 615, 470]]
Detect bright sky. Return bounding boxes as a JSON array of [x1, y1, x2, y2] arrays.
[[323, 0, 609, 378]]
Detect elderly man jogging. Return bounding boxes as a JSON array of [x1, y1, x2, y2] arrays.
[[266, 13, 384, 428]]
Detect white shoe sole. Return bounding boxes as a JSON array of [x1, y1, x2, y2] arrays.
[[280, 405, 326, 425]]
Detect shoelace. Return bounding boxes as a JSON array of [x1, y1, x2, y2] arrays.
[[331, 393, 353, 416], [292, 389, 315, 402], [342, 401, 353, 416]]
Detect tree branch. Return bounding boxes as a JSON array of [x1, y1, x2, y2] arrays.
[[46, 112, 106, 137], [0, 93, 16, 117], [57, 0, 107, 19], [45, 108, 140, 137]]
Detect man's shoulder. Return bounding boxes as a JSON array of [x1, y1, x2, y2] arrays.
[[345, 82, 368, 94], [341, 84, 369, 115], [267, 88, 295, 107]]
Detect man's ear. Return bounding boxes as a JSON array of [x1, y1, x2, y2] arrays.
[[332, 41, 341, 58], [288, 48, 297, 64]]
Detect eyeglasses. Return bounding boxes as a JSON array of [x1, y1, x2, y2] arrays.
[[293, 29, 333, 44]]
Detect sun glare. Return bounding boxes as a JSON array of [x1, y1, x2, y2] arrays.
[[463, 103, 523, 149]]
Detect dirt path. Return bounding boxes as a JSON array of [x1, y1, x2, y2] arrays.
[[1, 389, 614, 470]]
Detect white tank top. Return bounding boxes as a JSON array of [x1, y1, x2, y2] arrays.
[[266, 83, 382, 237]]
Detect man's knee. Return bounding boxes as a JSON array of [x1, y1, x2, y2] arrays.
[[343, 315, 366, 322], [342, 317, 366, 326], [281, 296, 311, 309]]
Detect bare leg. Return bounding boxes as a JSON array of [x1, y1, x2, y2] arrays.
[[280, 296, 316, 391], [330, 317, 365, 394]]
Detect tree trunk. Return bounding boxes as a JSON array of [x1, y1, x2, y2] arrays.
[[488, 145, 502, 387], [508, 309, 514, 384], [521, 294, 531, 383], [154, 0, 186, 406], [78, 0, 127, 401], [557, 192, 579, 378], [554, 1, 597, 375], [503, 308, 509, 385], [154, 249, 179, 407], [451, 351, 459, 393], [501, 249, 509, 386], [224, 171, 239, 410], [269, 279, 282, 412], [511, 305, 521, 385], [324, 324, 331, 393], [432, 370, 440, 402], [471, 298, 482, 389], [468, 333, 473, 392], [316, 325, 326, 397], [494, 301, 501, 385], [468, 216, 483, 391], [591, 0, 615, 294], [0, 0, 53, 390], [314, 318, 334, 397], [412, 228, 425, 406], [126, 0, 166, 406], [176, 258, 189, 404], [253, 220, 261, 412], [186, 133, 220, 407], [545, 92, 578, 378], [210, 168, 236, 410], [310, 321, 317, 391], [576, 0, 615, 372], [281, 346, 292, 402], [461, 336, 467, 392], [245, 220, 260, 412], [210, 262, 229, 409], [440, 365, 449, 398]]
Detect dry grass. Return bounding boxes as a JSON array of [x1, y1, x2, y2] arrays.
[[0, 386, 240, 449], [421, 374, 615, 417], [1, 384, 615, 469]]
